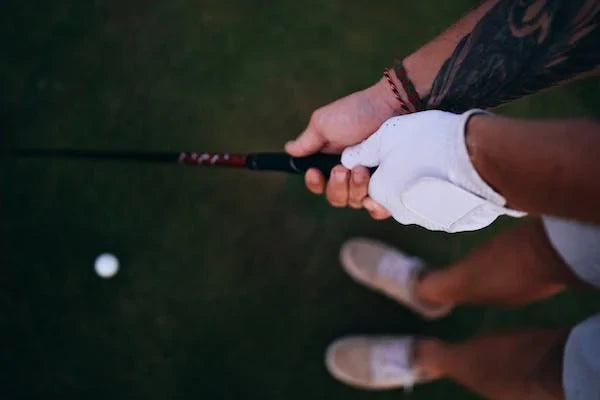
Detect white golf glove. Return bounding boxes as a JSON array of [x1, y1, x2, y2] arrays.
[[341, 109, 525, 232]]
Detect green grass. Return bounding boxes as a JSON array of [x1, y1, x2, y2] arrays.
[[1, 1, 599, 399]]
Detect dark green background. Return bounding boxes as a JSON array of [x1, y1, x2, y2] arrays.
[[2, 1, 599, 399]]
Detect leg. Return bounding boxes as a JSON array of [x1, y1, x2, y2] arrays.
[[326, 329, 568, 398], [415, 219, 580, 307], [416, 329, 568, 400]]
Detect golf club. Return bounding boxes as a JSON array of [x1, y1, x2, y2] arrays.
[[8, 148, 352, 176]]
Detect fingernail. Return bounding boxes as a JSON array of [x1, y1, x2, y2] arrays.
[[307, 173, 319, 185], [353, 172, 365, 184], [334, 170, 347, 182]]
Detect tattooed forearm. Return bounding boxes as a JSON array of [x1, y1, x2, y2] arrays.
[[425, 0, 600, 112]]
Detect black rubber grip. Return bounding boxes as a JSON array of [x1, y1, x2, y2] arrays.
[[245, 152, 342, 176]]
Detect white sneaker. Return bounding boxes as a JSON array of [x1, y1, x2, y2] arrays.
[[326, 336, 428, 390], [340, 238, 452, 319]]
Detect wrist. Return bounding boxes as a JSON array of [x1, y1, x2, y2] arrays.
[[465, 114, 500, 196], [402, 55, 431, 101], [450, 110, 508, 206], [372, 75, 411, 116], [464, 114, 507, 203], [465, 114, 484, 173]]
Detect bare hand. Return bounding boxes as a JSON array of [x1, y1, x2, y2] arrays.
[[285, 78, 399, 219]]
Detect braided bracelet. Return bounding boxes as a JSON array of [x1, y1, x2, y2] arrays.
[[394, 60, 425, 111], [383, 68, 410, 113]]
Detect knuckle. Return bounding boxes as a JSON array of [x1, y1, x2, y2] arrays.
[[348, 188, 367, 204], [325, 168, 349, 206], [328, 194, 347, 207], [310, 110, 323, 125], [326, 190, 347, 207], [326, 192, 345, 205], [349, 182, 368, 197]]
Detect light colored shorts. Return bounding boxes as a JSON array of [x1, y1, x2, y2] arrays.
[[543, 216, 600, 400]]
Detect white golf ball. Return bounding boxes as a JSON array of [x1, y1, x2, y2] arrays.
[[94, 253, 119, 278]]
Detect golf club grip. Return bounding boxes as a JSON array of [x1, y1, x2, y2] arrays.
[[246, 152, 342, 176]]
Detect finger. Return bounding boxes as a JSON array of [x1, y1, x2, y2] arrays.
[[363, 197, 392, 220], [285, 125, 326, 157], [304, 168, 325, 195], [325, 165, 350, 208], [348, 166, 370, 209]]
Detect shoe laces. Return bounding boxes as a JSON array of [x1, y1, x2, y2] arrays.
[[377, 252, 421, 288], [371, 340, 416, 389]]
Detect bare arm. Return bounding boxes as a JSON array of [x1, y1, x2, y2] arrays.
[[467, 115, 600, 222]]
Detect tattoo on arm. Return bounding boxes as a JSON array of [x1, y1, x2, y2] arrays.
[[425, 0, 600, 112]]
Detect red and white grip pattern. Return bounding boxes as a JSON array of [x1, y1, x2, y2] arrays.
[[178, 152, 247, 167]]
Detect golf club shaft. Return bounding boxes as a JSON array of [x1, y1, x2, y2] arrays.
[[9, 149, 344, 176]]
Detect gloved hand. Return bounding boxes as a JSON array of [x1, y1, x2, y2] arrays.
[[341, 109, 525, 232]]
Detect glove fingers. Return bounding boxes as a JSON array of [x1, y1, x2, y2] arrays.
[[368, 163, 430, 228], [341, 116, 408, 169], [341, 131, 382, 169], [366, 167, 392, 211]]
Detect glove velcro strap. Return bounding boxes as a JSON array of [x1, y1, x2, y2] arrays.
[[400, 178, 523, 232]]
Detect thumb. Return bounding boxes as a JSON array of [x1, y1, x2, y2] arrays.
[[340, 129, 383, 169], [285, 127, 326, 157]]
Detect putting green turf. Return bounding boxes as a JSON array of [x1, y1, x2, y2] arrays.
[[2, 1, 599, 399]]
